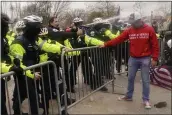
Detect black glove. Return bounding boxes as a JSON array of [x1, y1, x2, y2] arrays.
[[9, 58, 23, 76], [160, 31, 164, 39], [10, 66, 23, 76]]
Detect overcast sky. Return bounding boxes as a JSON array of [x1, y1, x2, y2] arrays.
[[1, 1, 171, 19], [70, 1, 171, 17]]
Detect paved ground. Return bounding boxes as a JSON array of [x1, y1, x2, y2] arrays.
[[5, 65, 171, 114], [68, 72, 171, 114]]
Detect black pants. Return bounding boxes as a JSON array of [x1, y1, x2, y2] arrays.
[[122, 42, 129, 71], [12, 75, 38, 114], [39, 64, 68, 114], [40, 56, 71, 114], [114, 43, 129, 73], [69, 51, 97, 89], [98, 48, 114, 79], [89, 48, 110, 89], [1, 79, 7, 115], [68, 52, 96, 90], [115, 44, 123, 73], [69, 56, 80, 88], [64, 57, 75, 91]]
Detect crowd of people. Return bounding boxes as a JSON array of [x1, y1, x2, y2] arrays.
[[1, 11, 171, 115]]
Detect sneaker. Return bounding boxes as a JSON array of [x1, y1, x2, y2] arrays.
[[118, 96, 133, 101], [144, 101, 151, 109]]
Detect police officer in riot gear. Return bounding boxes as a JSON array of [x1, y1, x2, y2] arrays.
[[10, 15, 42, 115], [38, 27, 77, 115], [1, 13, 25, 115], [47, 16, 83, 94], [1, 12, 13, 115], [68, 17, 108, 91]]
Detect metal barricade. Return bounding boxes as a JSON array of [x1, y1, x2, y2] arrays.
[[1, 61, 62, 115], [114, 41, 129, 75], [114, 38, 165, 74], [61, 46, 117, 114], [158, 38, 165, 65]]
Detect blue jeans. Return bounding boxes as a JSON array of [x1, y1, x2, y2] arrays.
[[126, 56, 151, 101]]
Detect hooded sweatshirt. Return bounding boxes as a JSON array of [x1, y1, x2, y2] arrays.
[[104, 24, 159, 61]]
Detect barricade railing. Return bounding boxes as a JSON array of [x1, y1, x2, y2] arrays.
[[1, 38, 165, 115], [60, 38, 165, 114], [1, 61, 62, 115], [61, 46, 118, 114], [158, 38, 166, 65], [114, 41, 129, 75], [113, 38, 165, 75]]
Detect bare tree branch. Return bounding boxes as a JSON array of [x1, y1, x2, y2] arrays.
[[133, 1, 145, 17]]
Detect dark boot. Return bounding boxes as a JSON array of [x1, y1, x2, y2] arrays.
[[67, 98, 76, 105], [61, 110, 69, 115], [100, 86, 108, 92]]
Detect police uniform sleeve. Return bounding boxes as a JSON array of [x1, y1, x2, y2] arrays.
[[39, 53, 49, 63], [104, 30, 118, 39], [6, 34, 15, 45], [48, 28, 77, 41], [37, 37, 62, 55], [1, 63, 12, 73], [84, 35, 104, 46], [10, 44, 34, 79], [64, 39, 80, 56]]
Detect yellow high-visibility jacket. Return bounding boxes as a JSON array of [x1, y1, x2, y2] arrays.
[[64, 39, 80, 56], [6, 30, 16, 45], [84, 35, 104, 46], [104, 30, 120, 39]]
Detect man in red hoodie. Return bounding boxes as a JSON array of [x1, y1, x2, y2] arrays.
[[101, 12, 159, 109]]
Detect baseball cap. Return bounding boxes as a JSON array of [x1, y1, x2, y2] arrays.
[[129, 12, 142, 23]]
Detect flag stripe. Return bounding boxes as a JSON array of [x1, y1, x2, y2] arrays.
[[150, 66, 172, 90]]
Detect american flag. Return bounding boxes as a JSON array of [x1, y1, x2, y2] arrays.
[[149, 66, 172, 90]]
